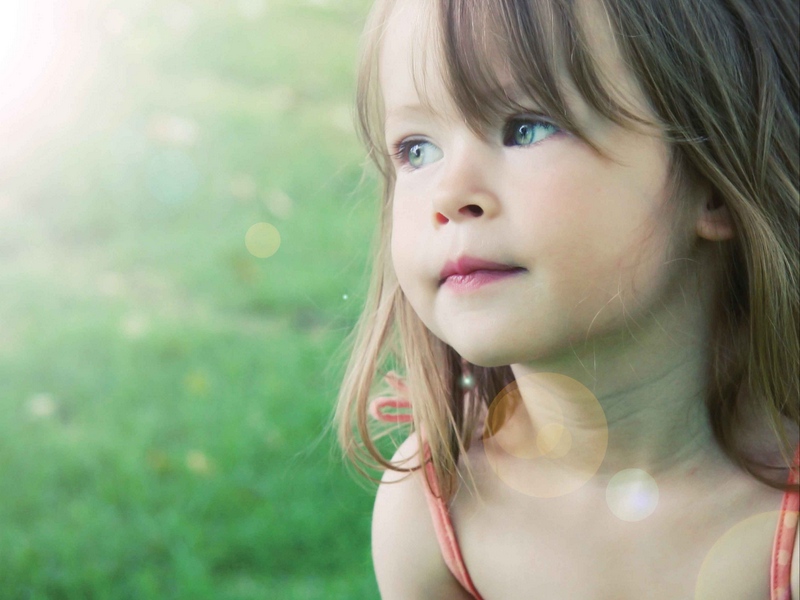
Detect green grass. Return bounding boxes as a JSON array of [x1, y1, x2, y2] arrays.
[[0, 0, 381, 597]]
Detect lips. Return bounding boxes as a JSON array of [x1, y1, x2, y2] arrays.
[[439, 257, 526, 286]]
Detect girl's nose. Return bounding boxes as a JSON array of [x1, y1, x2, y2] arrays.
[[431, 140, 500, 226]]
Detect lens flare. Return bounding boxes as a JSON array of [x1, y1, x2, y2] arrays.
[[0, 0, 97, 171], [482, 373, 608, 498], [695, 511, 785, 599], [605, 468, 659, 521], [245, 222, 281, 258]]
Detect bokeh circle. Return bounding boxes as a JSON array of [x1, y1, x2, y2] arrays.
[[482, 373, 608, 498], [605, 468, 659, 521], [695, 511, 786, 599], [245, 222, 281, 258]]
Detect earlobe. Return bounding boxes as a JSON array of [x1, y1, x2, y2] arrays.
[[696, 196, 735, 241]]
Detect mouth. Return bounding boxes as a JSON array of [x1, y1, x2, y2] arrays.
[[438, 256, 527, 287]]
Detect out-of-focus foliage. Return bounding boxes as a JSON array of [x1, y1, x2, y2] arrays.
[[0, 0, 378, 597]]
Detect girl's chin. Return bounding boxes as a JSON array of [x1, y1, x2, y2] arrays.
[[447, 336, 581, 371], [446, 344, 520, 369]]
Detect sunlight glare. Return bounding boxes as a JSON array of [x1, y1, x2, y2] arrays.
[[0, 0, 61, 117], [0, 0, 97, 171]]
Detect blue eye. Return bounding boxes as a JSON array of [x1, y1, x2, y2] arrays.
[[504, 119, 559, 147], [392, 139, 443, 170]]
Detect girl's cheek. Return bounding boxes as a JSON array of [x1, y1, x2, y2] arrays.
[[390, 205, 419, 276]]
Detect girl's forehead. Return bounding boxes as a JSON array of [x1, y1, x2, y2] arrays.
[[379, 1, 552, 133], [378, 0, 656, 139], [379, 0, 528, 129], [379, 0, 446, 107]]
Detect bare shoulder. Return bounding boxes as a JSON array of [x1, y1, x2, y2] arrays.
[[372, 434, 474, 600]]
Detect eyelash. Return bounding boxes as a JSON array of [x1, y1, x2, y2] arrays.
[[390, 116, 561, 170], [390, 139, 428, 171], [502, 117, 561, 146]]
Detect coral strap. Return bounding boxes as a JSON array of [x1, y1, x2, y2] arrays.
[[419, 444, 484, 599], [369, 383, 483, 599], [770, 443, 800, 600]]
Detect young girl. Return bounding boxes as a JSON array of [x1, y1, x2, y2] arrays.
[[336, 0, 799, 597]]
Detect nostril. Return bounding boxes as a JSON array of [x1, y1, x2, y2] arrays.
[[462, 205, 483, 217]]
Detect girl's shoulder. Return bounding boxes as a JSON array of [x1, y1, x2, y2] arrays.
[[448, 434, 798, 599], [372, 434, 475, 600]]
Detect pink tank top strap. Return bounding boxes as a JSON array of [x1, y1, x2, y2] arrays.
[[770, 443, 800, 600], [369, 387, 483, 599], [420, 443, 484, 600]]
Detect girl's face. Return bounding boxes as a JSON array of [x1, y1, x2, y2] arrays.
[[382, 0, 703, 368]]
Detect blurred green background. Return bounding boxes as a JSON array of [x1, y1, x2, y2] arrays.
[[0, 0, 380, 598]]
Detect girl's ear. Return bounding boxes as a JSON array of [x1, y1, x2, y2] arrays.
[[696, 192, 735, 241]]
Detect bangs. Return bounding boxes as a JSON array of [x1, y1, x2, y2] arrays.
[[356, 0, 664, 183], [433, 0, 650, 144]]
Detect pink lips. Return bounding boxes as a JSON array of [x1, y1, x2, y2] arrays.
[[439, 257, 526, 292]]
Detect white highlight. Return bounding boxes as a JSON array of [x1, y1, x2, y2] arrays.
[[28, 393, 57, 418], [0, 0, 98, 171], [0, 0, 59, 112], [605, 468, 659, 522]]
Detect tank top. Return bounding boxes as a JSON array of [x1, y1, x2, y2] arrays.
[[370, 397, 800, 599]]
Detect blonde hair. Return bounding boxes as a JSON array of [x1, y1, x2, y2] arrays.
[[336, 0, 799, 501]]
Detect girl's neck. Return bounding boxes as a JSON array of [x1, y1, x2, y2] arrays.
[[506, 269, 731, 485]]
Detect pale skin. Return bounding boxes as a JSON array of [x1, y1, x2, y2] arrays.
[[371, 0, 799, 598]]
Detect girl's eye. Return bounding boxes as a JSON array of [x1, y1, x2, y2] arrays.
[[503, 119, 560, 147], [392, 139, 443, 170]]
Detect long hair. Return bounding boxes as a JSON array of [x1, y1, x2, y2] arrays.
[[336, 0, 799, 502]]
